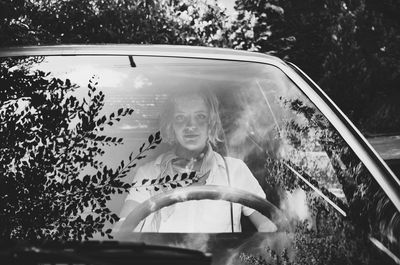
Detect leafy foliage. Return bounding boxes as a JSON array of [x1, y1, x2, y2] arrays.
[[240, 97, 399, 264], [230, 0, 400, 134], [0, 0, 229, 47], [0, 57, 142, 240], [131, 171, 199, 192], [284, 98, 399, 244]]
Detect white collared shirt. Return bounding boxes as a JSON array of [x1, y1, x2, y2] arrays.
[[125, 151, 266, 232]]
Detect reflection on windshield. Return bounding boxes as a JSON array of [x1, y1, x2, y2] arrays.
[[1, 55, 398, 265]]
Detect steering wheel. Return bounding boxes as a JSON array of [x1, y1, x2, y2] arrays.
[[115, 185, 288, 236]]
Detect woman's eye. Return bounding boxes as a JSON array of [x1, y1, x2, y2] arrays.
[[175, 115, 185, 122], [197, 114, 207, 120]]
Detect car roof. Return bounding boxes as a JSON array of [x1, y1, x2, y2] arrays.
[[0, 44, 285, 66]]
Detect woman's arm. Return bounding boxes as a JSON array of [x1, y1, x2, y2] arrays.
[[112, 200, 140, 233], [248, 211, 278, 232], [112, 164, 156, 233]]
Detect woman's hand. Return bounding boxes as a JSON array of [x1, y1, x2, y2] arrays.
[[248, 211, 278, 232], [112, 200, 140, 233]]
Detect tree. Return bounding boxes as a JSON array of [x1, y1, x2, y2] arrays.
[[0, 56, 163, 240], [229, 0, 400, 134], [0, 0, 230, 46], [167, 0, 231, 46], [239, 97, 399, 265]]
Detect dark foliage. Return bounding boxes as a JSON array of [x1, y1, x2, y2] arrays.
[[231, 0, 400, 134], [240, 97, 399, 264], [0, 0, 229, 47], [0, 57, 142, 240], [131, 171, 200, 192]]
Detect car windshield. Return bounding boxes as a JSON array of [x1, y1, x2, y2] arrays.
[[1, 54, 399, 264]]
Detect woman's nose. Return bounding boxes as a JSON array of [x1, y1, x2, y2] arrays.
[[185, 116, 195, 128]]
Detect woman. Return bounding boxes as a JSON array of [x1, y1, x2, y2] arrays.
[[114, 89, 277, 233]]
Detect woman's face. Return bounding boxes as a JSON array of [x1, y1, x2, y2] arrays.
[[172, 95, 210, 153]]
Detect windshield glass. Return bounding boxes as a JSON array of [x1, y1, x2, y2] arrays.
[[1, 55, 398, 264]]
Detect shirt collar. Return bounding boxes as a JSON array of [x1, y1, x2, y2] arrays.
[[154, 143, 226, 170]]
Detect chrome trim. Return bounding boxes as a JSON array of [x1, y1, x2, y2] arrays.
[[0, 44, 282, 65], [370, 237, 400, 264]]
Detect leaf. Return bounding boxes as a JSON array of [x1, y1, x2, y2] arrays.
[[157, 177, 164, 184], [181, 173, 188, 180], [189, 171, 196, 180], [142, 179, 149, 185], [83, 175, 90, 183], [86, 215, 93, 222], [139, 143, 145, 153], [96, 135, 106, 141], [148, 134, 154, 144]]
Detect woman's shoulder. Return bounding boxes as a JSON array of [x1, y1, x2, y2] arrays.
[[213, 152, 248, 169], [212, 153, 252, 180]]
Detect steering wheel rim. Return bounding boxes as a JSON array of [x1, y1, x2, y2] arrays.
[[116, 185, 287, 235]]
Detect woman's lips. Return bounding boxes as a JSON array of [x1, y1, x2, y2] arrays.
[[184, 134, 199, 139]]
